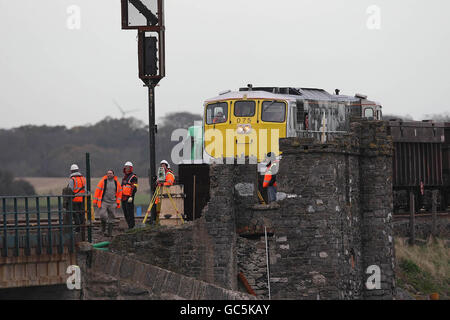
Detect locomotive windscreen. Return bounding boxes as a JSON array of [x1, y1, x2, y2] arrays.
[[261, 101, 286, 123]]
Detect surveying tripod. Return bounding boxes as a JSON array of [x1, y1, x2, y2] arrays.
[[142, 184, 185, 225]]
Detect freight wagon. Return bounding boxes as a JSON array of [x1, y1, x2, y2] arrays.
[[388, 120, 449, 212]]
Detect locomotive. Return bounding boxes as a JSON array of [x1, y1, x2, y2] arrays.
[[201, 85, 382, 162]]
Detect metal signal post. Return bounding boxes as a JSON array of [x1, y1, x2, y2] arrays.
[[147, 82, 157, 223], [121, 0, 166, 223]]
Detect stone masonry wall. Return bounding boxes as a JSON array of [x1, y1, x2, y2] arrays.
[[78, 249, 255, 300], [235, 135, 365, 300], [111, 164, 240, 291], [234, 120, 395, 300], [355, 121, 396, 299]]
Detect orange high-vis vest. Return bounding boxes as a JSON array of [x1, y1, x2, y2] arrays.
[[263, 163, 278, 188], [93, 176, 122, 209], [164, 170, 175, 186], [122, 173, 137, 198], [71, 176, 87, 203]]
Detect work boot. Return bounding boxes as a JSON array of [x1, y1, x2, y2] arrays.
[[101, 220, 107, 235], [107, 223, 113, 237]]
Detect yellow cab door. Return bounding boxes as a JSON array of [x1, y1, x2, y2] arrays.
[[204, 101, 229, 159], [229, 99, 259, 160], [257, 99, 288, 161]]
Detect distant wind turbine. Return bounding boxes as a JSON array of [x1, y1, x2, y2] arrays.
[[113, 99, 141, 118]]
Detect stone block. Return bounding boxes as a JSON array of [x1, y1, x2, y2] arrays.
[[119, 257, 136, 280]]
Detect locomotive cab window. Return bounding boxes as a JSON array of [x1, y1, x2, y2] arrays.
[[234, 101, 256, 117], [364, 107, 374, 119], [206, 102, 228, 124], [261, 101, 286, 123]]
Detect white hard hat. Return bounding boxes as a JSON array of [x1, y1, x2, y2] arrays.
[[160, 160, 170, 168], [70, 164, 79, 171], [124, 161, 133, 167]]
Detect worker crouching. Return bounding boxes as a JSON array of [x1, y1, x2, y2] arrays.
[[121, 161, 138, 229], [93, 170, 122, 237], [262, 153, 279, 203]]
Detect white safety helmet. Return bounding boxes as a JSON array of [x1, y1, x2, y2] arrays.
[[124, 161, 133, 167], [160, 160, 170, 168], [70, 164, 79, 171]]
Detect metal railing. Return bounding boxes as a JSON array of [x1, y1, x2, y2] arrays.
[[0, 194, 93, 258], [296, 130, 348, 143]]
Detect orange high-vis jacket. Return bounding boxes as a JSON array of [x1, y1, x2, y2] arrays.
[[71, 176, 87, 203], [122, 173, 137, 198], [263, 162, 278, 188], [163, 170, 175, 186], [93, 176, 122, 209]]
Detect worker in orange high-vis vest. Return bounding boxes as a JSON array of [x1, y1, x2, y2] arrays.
[[262, 153, 279, 203], [158, 160, 175, 187], [94, 170, 122, 237], [67, 164, 87, 237], [155, 160, 175, 220], [121, 161, 138, 229]]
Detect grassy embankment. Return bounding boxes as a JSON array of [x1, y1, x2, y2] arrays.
[[395, 237, 449, 300]]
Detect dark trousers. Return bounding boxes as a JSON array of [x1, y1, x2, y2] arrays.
[[267, 186, 277, 203], [71, 202, 86, 241], [71, 202, 85, 227], [122, 200, 135, 229]]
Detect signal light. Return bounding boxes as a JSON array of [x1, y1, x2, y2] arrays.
[[143, 36, 158, 76], [138, 30, 165, 83]]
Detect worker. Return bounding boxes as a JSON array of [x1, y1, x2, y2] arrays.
[[154, 160, 175, 221], [67, 164, 87, 238], [93, 170, 122, 237], [121, 161, 138, 229], [158, 160, 175, 186], [213, 112, 226, 124], [262, 153, 279, 203]]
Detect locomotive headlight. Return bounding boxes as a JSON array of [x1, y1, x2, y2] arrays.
[[237, 124, 252, 134]]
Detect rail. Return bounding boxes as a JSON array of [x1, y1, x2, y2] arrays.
[[296, 130, 348, 143], [0, 195, 93, 258]]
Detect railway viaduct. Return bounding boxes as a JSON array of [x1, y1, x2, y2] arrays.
[[78, 119, 396, 300]]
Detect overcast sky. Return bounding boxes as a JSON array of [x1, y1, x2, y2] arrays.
[[0, 0, 449, 129]]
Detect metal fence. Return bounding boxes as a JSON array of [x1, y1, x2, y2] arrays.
[[296, 130, 348, 142], [0, 195, 93, 258]]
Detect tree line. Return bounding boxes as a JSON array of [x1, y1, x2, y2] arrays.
[[0, 170, 35, 196], [0, 112, 202, 179]]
